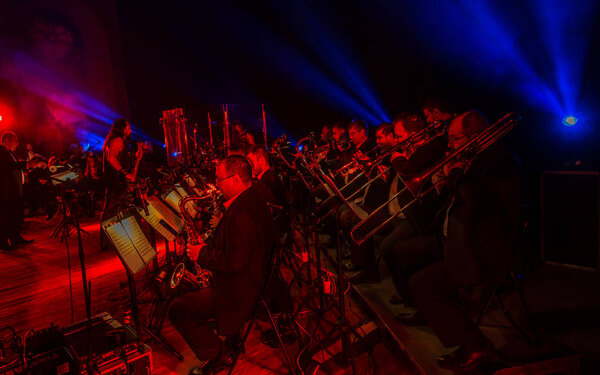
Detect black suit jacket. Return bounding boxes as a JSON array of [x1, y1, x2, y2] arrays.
[[444, 146, 522, 286], [391, 136, 449, 233], [196, 184, 275, 336], [0, 145, 25, 199], [259, 167, 285, 207]]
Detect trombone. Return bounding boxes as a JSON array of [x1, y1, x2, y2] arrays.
[[328, 117, 453, 203], [350, 112, 520, 246]]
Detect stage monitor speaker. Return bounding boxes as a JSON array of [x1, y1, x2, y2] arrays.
[[541, 171, 599, 270]]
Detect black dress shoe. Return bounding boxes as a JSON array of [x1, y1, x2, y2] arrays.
[[349, 270, 380, 284], [395, 311, 427, 326], [188, 362, 211, 375], [436, 343, 496, 372], [188, 354, 233, 375], [389, 292, 405, 305]]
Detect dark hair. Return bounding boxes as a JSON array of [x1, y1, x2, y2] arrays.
[[348, 119, 368, 133], [422, 98, 451, 115], [461, 111, 488, 138], [247, 145, 270, 162], [375, 122, 394, 136], [220, 155, 252, 183], [332, 121, 346, 131], [393, 112, 425, 134], [103, 118, 128, 151], [1, 130, 17, 144]]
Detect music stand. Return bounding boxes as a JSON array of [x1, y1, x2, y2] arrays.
[[102, 210, 156, 354], [48, 172, 88, 240], [307, 167, 368, 371]]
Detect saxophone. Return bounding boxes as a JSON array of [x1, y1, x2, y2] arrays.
[[170, 188, 222, 288]]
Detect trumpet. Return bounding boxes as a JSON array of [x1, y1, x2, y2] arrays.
[[350, 112, 520, 245], [333, 146, 380, 177], [170, 187, 222, 288]]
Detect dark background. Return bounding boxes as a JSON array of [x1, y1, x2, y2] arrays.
[[116, 1, 600, 267], [1, 0, 598, 266]]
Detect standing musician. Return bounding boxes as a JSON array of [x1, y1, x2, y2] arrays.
[[0, 131, 34, 250], [169, 156, 275, 375], [101, 119, 142, 248], [403, 109, 522, 371]]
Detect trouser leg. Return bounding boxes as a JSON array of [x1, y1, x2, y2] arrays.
[[168, 287, 222, 361], [410, 262, 483, 348]]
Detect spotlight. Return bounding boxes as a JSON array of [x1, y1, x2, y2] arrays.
[[0, 115, 2, 121], [562, 115, 578, 127]]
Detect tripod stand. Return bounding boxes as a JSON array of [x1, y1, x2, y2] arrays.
[[50, 182, 92, 323], [49, 192, 89, 240], [298, 167, 371, 373]]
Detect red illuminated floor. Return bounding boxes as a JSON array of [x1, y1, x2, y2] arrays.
[[0, 214, 417, 374]]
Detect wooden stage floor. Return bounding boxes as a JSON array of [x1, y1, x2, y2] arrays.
[[0, 214, 417, 375]]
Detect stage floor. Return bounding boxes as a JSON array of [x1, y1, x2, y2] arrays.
[[0, 214, 417, 374]]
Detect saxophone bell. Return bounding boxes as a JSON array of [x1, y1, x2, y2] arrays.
[[169, 188, 223, 289]]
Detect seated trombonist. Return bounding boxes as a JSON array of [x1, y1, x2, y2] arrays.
[[403, 109, 522, 372], [169, 156, 275, 375]]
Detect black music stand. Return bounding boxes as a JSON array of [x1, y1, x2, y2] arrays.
[[48, 173, 88, 240], [102, 211, 156, 355], [133, 196, 185, 361], [304, 168, 369, 372]]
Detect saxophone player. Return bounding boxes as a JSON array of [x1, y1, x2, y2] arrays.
[[169, 156, 275, 375]]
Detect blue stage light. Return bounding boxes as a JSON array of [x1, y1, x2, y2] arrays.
[[562, 115, 578, 127]]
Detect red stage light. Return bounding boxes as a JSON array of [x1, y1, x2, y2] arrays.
[[0, 103, 14, 127]]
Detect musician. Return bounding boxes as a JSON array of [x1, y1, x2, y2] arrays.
[[169, 156, 275, 374], [331, 121, 348, 145], [0, 131, 33, 250], [423, 97, 455, 125], [327, 121, 349, 161], [23, 143, 47, 215], [344, 122, 395, 283], [231, 122, 255, 153], [246, 145, 285, 207], [405, 111, 522, 371], [319, 124, 332, 146], [383, 112, 449, 302], [348, 119, 377, 158], [101, 119, 142, 248]]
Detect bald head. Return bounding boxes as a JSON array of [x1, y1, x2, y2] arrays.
[[448, 111, 488, 150]]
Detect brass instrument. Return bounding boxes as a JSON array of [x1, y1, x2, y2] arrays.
[[329, 118, 452, 203], [350, 112, 520, 245], [333, 145, 380, 178], [170, 186, 222, 288]]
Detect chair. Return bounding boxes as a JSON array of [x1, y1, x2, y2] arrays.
[[227, 233, 297, 375]]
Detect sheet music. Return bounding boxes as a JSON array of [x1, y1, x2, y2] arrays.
[[121, 216, 156, 265], [163, 189, 184, 214], [175, 185, 199, 217], [137, 197, 184, 241], [104, 221, 145, 274], [103, 215, 156, 274]]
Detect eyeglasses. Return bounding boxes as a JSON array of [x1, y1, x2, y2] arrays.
[[448, 135, 468, 144], [215, 174, 235, 184]]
